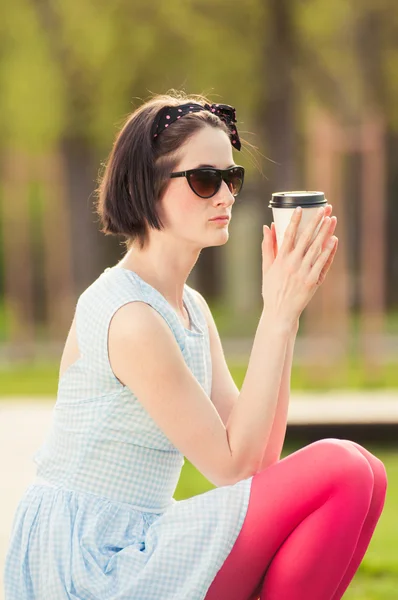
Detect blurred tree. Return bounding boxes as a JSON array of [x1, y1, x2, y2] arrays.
[[0, 0, 397, 357], [1, 151, 35, 355], [256, 0, 299, 195], [288, 0, 396, 367], [0, 0, 66, 351]]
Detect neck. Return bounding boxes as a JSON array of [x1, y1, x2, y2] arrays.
[[116, 242, 201, 313]]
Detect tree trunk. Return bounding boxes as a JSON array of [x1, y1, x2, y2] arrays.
[[61, 139, 105, 295], [256, 0, 299, 209], [0, 150, 35, 358], [36, 149, 75, 341]]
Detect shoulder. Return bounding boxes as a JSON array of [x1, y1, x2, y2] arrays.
[[110, 300, 169, 340], [80, 267, 144, 310], [108, 300, 189, 390]]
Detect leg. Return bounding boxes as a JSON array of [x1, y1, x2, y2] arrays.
[[253, 439, 387, 600], [259, 439, 387, 600], [327, 439, 388, 599], [204, 438, 374, 600]]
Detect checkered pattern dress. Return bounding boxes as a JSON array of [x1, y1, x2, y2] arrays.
[[4, 266, 253, 600]]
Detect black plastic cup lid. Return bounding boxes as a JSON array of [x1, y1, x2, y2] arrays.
[[269, 191, 326, 208]]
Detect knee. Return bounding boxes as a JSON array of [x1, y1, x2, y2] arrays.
[[309, 438, 375, 490], [338, 438, 388, 493]]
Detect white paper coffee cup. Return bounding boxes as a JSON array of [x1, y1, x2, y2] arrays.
[[269, 191, 327, 252]]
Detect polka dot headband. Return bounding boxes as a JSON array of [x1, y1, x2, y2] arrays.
[[152, 102, 241, 151]]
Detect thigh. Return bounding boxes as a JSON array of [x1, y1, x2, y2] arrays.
[[205, 438, 373, 600]]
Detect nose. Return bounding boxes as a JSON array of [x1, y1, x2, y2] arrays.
[[213, 180, 235, 207]]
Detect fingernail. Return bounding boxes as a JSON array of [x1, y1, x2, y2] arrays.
[[327, 236, 336, 248], [319, 207, 325, 215], [295, 206, 302, 214]]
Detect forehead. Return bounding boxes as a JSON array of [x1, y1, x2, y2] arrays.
[[177, 126, 234, 169]]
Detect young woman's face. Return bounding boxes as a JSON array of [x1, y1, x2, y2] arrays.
[[158, 126, 237, 248]]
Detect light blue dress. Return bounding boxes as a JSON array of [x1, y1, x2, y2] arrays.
[[4, 266, 253, 600]]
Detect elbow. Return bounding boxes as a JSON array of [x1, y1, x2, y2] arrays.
[[214, 464, 249, 488], [223, 462, 258, 487], [220, 444, 264, 487]]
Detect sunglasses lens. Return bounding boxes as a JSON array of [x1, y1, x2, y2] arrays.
[[187, 167, 244, 198], [188, 170, 220, 198], [225, 167, 244, 196]]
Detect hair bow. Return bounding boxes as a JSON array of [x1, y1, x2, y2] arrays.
[[152, 102, 241, 151]]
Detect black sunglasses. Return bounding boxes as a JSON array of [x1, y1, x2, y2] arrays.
[[170, 166, 245, 199]]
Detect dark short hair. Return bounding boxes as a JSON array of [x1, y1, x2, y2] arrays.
[[94, 90, 235, 251]]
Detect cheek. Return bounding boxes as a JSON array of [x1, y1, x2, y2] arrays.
[[160, 184, 207, 229], [179, 196, 198, 217], [174, 196, 204, 226]]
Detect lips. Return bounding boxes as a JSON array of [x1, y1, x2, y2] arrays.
[[210, 216, 230, 222]]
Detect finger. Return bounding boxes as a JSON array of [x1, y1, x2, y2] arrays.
[[278, 207, 303, 257], [317, 237, 338, 284], [262, 225, 275, 272], [302, 216, 332, 268], [305, 206, 335, 255], [321, 216, 337, 251], [310, 236, 338, 286], [271, 222, 277, 257], [323, 215, 337, 242], [294, 206, 326, 259]]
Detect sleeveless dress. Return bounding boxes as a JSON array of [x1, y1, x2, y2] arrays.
[[3, 266, 253, 600]]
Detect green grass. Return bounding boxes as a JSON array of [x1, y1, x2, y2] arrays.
[[0, 362, 61, 396], [175, 441, 398, 598], [1, 357, 398, 398]]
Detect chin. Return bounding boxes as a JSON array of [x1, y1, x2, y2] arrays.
[[204, 229, 230, 248]]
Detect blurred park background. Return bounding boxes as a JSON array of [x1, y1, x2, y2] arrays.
[[0, 0, 398, 598]]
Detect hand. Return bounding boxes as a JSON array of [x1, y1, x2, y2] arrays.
[[273, 205, 338, 286], [263, 204, 337, 272], [261, 205, 338, 328]]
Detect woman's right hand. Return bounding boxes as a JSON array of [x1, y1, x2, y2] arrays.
[[261, 206, 338, 329]]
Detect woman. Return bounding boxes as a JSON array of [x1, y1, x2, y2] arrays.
[[4, 91, 387, 600]]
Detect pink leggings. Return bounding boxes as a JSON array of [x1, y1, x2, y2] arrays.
[[204, 438, 387, 600]]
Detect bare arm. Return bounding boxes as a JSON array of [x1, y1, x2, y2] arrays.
[[108, 209, 336, 487], [194, 289, 296, 470], [192, 290, 240, 427], [198, 206, 336, 478], [224, 312, 291, 477], [108, 301, 290, 487], [256, 323, 298, 471]]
